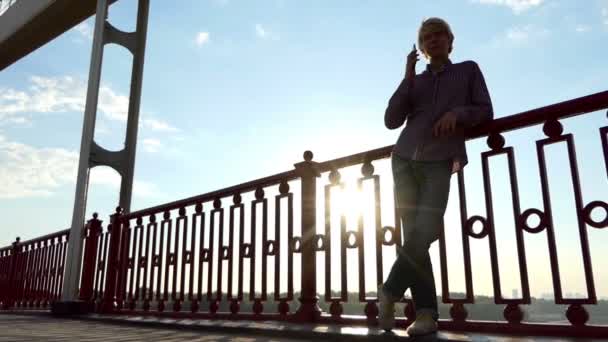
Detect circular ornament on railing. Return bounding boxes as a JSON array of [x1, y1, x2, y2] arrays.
[[314, 234, 326, 252], [543, 119, 563, 138], [583, 201, 608, 229], [233, 193, 242, 205], [195, 203, 203, 213], [291, 237, 302, 253], [222, 246, 230, 260], [213, 198, 221, 209], [279, 181, 290, 194], [149, 214, 156, 223], [503, 303, 524, 324], [209, 300, 219, 314], [163, 211, 170, 220], [519, 208, 548, 233], [329, 169, 341, 185], [566, 304, 589, 326], [449, 302, 468, 322], [178, 207, 186, 216], [361, 161, 375, 177], [329, 300, 343, 318], [230, 299, 240, 314], [381, 226, 396, 246], [255, 187, 265, 200], [136, 217, 142, 225], [265, 241, 276, 256], [115, 206, 123, 215], [253, 299, 264, 315], [465, 216, 489, 239], [242, 244, 252, 258], [304, 150, 314, 162], [345, 231, 359, 248], [201, 249, 210, 262], [278, 299, 290, 315], [364, 301, 379, 323], [93, 212, 99, 219], [487, 133, 505, 150]]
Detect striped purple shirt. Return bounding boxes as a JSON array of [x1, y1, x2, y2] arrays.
[[384, 59, 493, 172]]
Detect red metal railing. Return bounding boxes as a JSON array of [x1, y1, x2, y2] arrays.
[[1, 90, 607, 338], [0, 229, 69, 310]]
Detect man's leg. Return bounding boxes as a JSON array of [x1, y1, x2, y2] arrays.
[[383, 155, 419, 299], [406, 160, 451, 332]]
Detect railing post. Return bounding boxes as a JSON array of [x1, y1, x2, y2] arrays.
[[2, 237, 21, 309], [293, 151, 322, 322], [101, 207, 124, 313], [79, 213, 102, 302]]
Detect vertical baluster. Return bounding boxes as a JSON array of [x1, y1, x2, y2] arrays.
[[191, 203, 205, 312], [170, 210, 180, 311], [324, 169, 346, 320], [43, 237, 57, 307], [80, 214, 102, 303], [215, 199, 230, 312], [47, 238, 60, 306], [178, 207, 188, 312], [102, 208, 124, 313], [194, 204, 206, 312], [276, 181, 294, 316], [140, 218, 150, 310], [209, 199, 222, 314], [132, 217, 144, 310], [252, 187, 267, 315], [160, 211, 171, 311], [147, 214, 158, 311], [293, 151, 321, 322], [536, 120, 596, 326], [93, 230, 105, 302], [173, 208, 186, 312], [228, 195, 243, 315]]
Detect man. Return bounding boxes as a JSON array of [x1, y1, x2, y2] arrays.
[[378, 17, 493, 336]]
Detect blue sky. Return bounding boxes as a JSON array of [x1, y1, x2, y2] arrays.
[[1, 0, 607, 298]]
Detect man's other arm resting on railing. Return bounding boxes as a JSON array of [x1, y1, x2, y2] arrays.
[[451, 61, 494, 127]]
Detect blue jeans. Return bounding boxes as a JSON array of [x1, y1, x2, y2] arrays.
[[383, 154, 452, 320]]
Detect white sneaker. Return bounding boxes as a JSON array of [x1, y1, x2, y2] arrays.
[[377, 284, 396, 331], [406, 312, 438, 336]]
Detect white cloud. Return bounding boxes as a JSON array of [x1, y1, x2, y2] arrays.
[[142, 118, 179, 132], [503, 25, 550, 44], [195, 31, 210, 46], [0, 134, 158, 199], [0, 76, 178, 132], [254, 24, 279, 40], [73, 21, 93, 40], [255, 24, 267, 38], [0, 135, 77, 198], [142, 138, 161, 153], [575, 24, 591, 33], [471, 0, 544, 14]]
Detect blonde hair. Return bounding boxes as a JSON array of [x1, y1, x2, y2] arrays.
[[417, 17, 454, 58]]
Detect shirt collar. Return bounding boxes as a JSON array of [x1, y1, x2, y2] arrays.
[[424, 58, 452, 74]]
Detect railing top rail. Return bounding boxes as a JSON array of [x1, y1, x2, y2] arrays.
[[317, 90, 608, 172], [17, 228, 70, 248], [122, 90, 608, 221], [123, 169, 299, 220]]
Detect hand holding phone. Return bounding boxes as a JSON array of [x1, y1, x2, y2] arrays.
[[405, 44, 419, 81]]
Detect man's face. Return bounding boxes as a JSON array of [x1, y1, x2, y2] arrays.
[[421, 28, 451, 59]]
